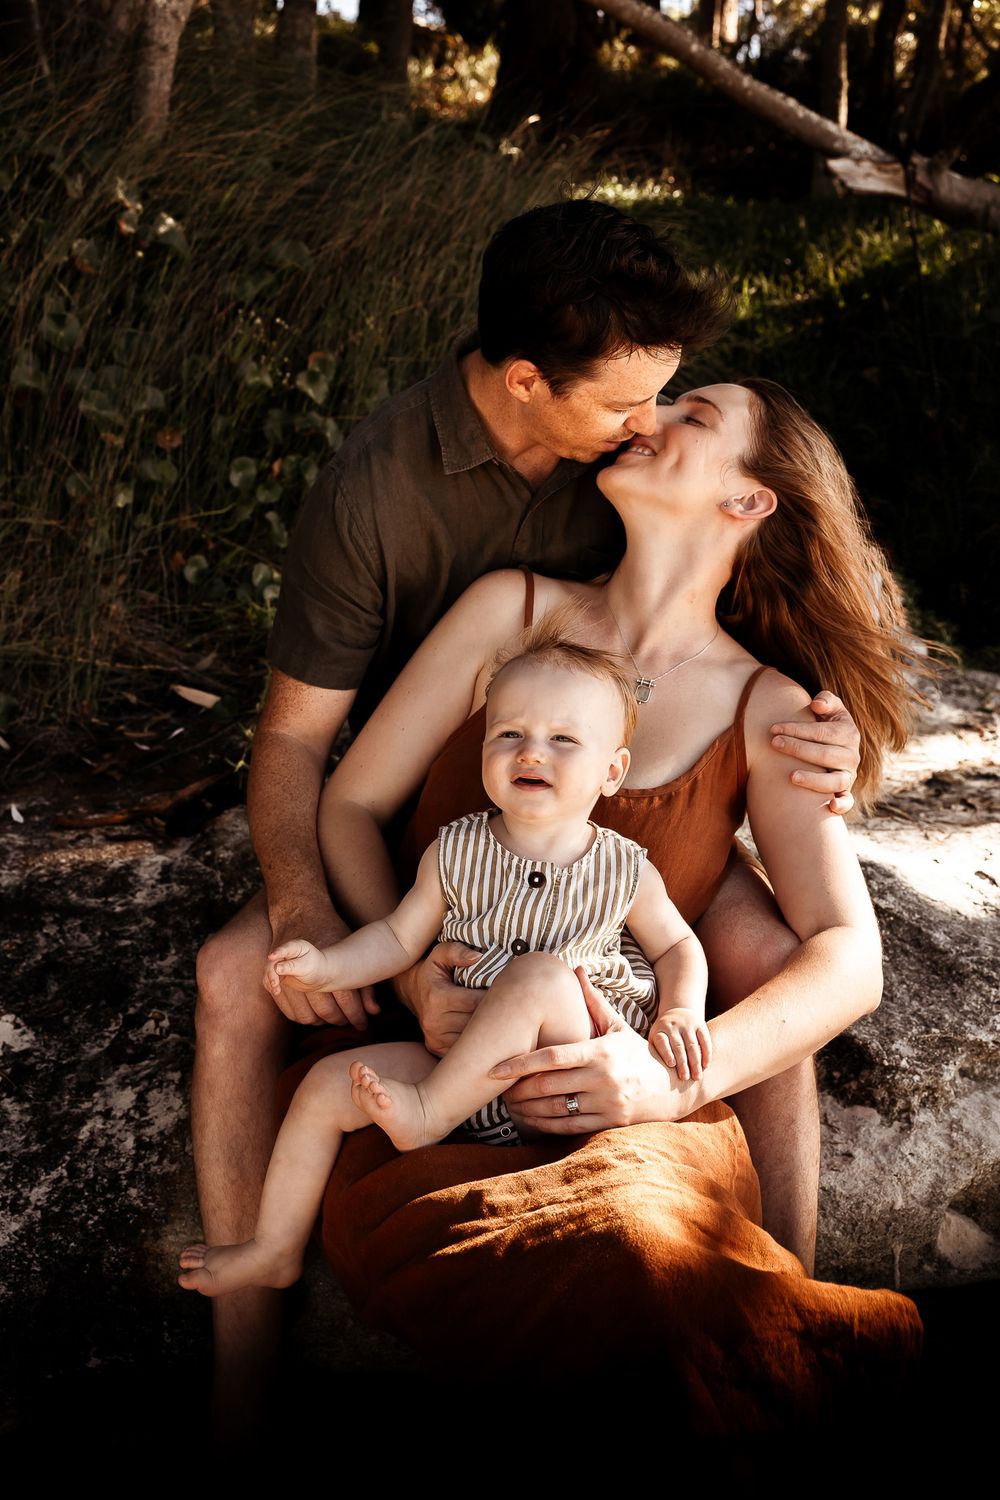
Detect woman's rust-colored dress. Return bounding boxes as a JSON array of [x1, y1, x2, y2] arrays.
[[279, 574, 920, 1428]]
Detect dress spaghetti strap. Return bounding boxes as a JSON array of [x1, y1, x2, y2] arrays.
[[733, 664, 772, 782], [519, 567, 535, 629]]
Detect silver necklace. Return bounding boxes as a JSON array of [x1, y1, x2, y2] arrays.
[[606, 604, 720, 705]]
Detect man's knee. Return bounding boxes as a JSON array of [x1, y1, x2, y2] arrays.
[[699, 860, 799, 1010], [195, 903, 274, 1037]]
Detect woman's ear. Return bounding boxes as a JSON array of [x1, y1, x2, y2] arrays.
[[726, 488, 777, 520], [602, 746, 631, 797]]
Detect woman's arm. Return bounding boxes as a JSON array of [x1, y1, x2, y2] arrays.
[[318, 569, 529, 927], [494, 674, 881, 1125], [695, 673, 882, 1094]]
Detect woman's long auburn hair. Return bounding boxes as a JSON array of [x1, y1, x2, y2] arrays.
[[724, 378, 932, 810]]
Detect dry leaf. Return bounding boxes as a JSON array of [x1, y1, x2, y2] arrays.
[[170, 684, 220, 710], [10, 804, 24, 822]]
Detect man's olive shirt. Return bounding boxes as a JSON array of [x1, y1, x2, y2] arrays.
[[268, 334, 625, 729]]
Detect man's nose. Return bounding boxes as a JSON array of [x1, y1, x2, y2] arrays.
[[623, 396, 659, 436]]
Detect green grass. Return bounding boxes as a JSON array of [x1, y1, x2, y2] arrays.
[[1, 63, 997, 726]]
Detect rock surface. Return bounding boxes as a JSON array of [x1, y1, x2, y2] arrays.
[[1, 667, 998, 1407], [816, 667, 1000, 1289]]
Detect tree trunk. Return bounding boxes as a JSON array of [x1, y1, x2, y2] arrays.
[[900, 0, 952, 148], [720, 0, 738, 46], [696, 0, 719, 48], [946, 41, 1000, 172], [578, 0, 1000, 233], [133, 0, 196, 134], [826, 150, 1000, 233], [276, 0, 316, 85], [695, 0, 738, 49], [869, 0, 906, 137], [357, 0, 413, 83], [490, 0, 604, 133], [100, 0, 143, 67], [210, 0, 255, 57], [812, 0, 849, 195]]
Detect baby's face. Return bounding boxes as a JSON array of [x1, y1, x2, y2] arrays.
[[482, 660, 629, 823]]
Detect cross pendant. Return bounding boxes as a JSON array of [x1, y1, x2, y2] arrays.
[[635, 678, 655, 705]]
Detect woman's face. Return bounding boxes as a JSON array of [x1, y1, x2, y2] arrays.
[[599, 383, 757, 514]]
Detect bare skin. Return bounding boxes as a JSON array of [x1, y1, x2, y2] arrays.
[[191, 369, 861, 1424], [181, 1040, 437, 1298], [181, 961, 594, 1299]]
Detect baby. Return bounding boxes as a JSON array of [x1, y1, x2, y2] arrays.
[[178, 626, 711, 1297]]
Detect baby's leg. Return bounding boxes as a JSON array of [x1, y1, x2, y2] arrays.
[[351, 953, 592, 1151], [178, 1041, 433, 1297]]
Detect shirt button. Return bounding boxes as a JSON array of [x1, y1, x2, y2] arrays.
[[510, 938, 529, 955], [527, 871, 546, 888]]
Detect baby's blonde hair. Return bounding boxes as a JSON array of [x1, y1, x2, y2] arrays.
[[486, 605, 638, 746]]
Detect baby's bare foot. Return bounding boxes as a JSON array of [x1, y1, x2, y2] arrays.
[[177, 1239, 301, 1298], [349, 1060, 440, 1151]]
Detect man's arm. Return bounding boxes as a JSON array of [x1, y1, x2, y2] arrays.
[[248, 668, 377, 1028]]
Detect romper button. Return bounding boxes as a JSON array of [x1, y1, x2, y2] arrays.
[[527, 871, 546, 888], [500, 1125, 513, 1138], [510, 938, 529, 955]]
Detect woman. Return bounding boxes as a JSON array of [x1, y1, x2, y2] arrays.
[[282, 379, 923, 1424]]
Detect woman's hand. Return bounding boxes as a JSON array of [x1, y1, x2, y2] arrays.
[[769, 689, 860, 815], [492, 969, 700, 1133], [393, 941, 482, 1057]]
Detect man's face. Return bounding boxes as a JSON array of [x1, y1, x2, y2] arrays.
[[523, 345, 681, 464]]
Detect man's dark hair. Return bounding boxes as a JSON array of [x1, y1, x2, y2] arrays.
[[477, 199, 731, 394]]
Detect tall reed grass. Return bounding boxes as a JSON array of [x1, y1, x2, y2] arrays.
[[1, 67, 593, 719]]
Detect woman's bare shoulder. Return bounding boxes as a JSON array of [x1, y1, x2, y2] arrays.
[[742, 667, 815, 758], [460, 570, 604, 631], [454, 568, 530, 614]]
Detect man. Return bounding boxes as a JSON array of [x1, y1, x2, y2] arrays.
[[193, 200, 858, 1429]]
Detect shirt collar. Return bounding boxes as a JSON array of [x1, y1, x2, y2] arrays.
[[428, 329, 594, 495], [429, 329, 497, 476]]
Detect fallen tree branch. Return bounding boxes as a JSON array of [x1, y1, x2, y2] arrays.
[[580, 0, 1000, 234], [52, 773, 228, 828]]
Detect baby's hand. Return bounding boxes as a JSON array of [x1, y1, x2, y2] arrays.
[[264, 939, 334, 1001], [651, 1008, 713, 1082]]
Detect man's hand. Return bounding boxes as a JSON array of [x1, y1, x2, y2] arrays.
[[491, 968, 691, 1133], [393, 940, 482, 1057], [265, 938, 334, 1003], [267, 903, 379, 1030], [770, 690, 860, 816]]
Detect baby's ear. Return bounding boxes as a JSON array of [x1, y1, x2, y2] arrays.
[[602, 746, 630, 796]]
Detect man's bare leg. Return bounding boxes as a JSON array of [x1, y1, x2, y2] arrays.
[[696, 855, 820, 1274], [191, 888, 290, 1443]]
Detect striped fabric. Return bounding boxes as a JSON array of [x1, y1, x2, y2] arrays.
[[437, 811, 657, 1145]]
